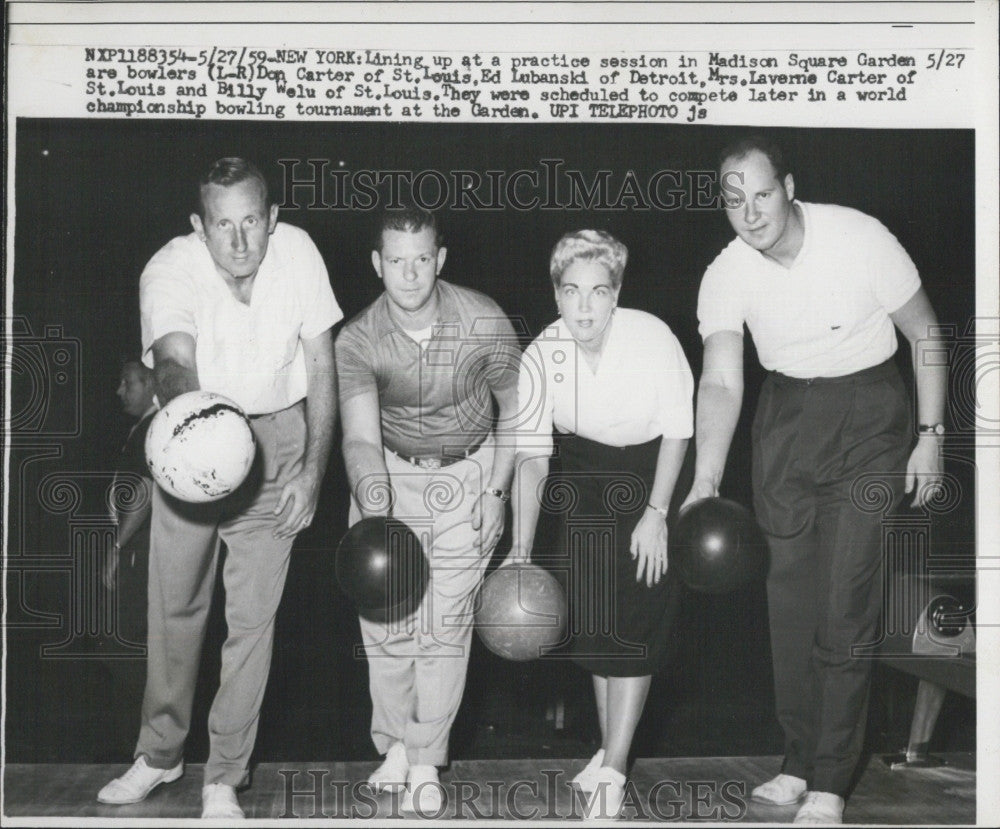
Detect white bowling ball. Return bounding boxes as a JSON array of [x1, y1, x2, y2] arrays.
[[145, 390, 256, 503]]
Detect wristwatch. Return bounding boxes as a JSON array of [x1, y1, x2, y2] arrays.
[[484, 487, 510, 503], [918, 423, 946, 437]]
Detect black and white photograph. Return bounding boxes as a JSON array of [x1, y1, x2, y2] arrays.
[[4, 2, 997, 826]]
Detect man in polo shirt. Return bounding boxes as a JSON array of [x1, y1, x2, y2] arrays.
[[682, 136, 947, 824], [97, 158, 341, 819], [336, 205, 519, 814]]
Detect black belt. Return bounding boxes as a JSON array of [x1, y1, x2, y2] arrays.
[[769, 359, 897, 387], [387, 438, 486, 469]]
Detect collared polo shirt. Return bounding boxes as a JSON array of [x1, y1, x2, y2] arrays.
[[140, 223, 342, 414], [697, 201, 921, 378], [336, 280, 519, 458]]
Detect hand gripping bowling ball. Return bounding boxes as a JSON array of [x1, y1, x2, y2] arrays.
[[335, 517, 429, 622], [475, 563, 568, 661], [672, 497, 768, 594], [145, 390, 256, 503]]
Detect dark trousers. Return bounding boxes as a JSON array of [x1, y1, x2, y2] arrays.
[[752, 360, 910, 796]]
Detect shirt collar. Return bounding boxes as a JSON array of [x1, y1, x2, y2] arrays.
[[261, 223, 286, 271], [735, 200, 808, 268], [126, 404, 158, 443]]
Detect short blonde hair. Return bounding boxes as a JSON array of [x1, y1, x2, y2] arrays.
[[549, 229, 628, 288]]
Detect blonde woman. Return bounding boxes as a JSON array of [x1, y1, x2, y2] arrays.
[[508, 229, 693, 819]]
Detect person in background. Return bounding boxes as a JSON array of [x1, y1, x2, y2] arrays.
[[100, 357, 157, 752]]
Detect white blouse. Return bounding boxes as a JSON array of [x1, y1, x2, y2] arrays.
[[515, 307, 694, 455]]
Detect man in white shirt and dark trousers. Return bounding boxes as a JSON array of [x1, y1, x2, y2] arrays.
[[97, 158, 341, 819], [683, 136, 947, 824]]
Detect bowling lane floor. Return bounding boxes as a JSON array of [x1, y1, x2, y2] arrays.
[[3, 754, 975, 821]]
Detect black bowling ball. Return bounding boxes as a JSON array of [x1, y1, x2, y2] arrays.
[[335, 516, 429, 621], [673, 497, 768, 594]]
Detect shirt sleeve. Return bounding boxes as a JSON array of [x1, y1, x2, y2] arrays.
[[514, 340, 555, 457], [335, 322, 378, 403], [295, 230, 345, 340], [697, 249, 746, 341], [867, 218, 922, 313], [139, 242, 198, 368], [654, 325, 695, 439]]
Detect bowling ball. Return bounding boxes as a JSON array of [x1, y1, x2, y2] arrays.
[[145, 390, 256, 503], [335, 516, 428, 622], [475, 563, 567, 661], [672, 497, 768, 594]]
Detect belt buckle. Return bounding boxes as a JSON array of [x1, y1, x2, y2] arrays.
[[415, 456, 442, 470]]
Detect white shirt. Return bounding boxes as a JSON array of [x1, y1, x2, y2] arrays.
[[516, 307, 694, 456], [140, 222, 343, 414], [698, 201, 921, 378]]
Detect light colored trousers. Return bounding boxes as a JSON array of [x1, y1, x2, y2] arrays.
[[353, 440, 495, 767], [135, 403, 305, 786]]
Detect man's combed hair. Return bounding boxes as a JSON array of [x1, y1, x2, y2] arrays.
[[195, 157, 270, 218], [120, 353, 148, 370], [549, 229, 628, 289], [117, 354, 152, 386], [718, 135, 790, 181], [373, 203, 443, 251]]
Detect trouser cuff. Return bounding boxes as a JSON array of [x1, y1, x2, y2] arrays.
[[407, 748, 446, 767], [134, 749, 183, 771], [781, 758, 811, 782]]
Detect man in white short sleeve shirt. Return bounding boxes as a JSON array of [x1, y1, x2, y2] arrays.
[[97, 158, 342, 819], [683, 136, 947, 824]]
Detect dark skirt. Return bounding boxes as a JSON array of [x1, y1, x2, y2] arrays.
[[553, 432, 682, 677]]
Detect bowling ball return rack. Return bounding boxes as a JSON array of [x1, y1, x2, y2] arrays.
[[877, 572, 975, 769]]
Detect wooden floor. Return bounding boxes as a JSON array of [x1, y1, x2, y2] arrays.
[[2, 754, 975, 823]]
